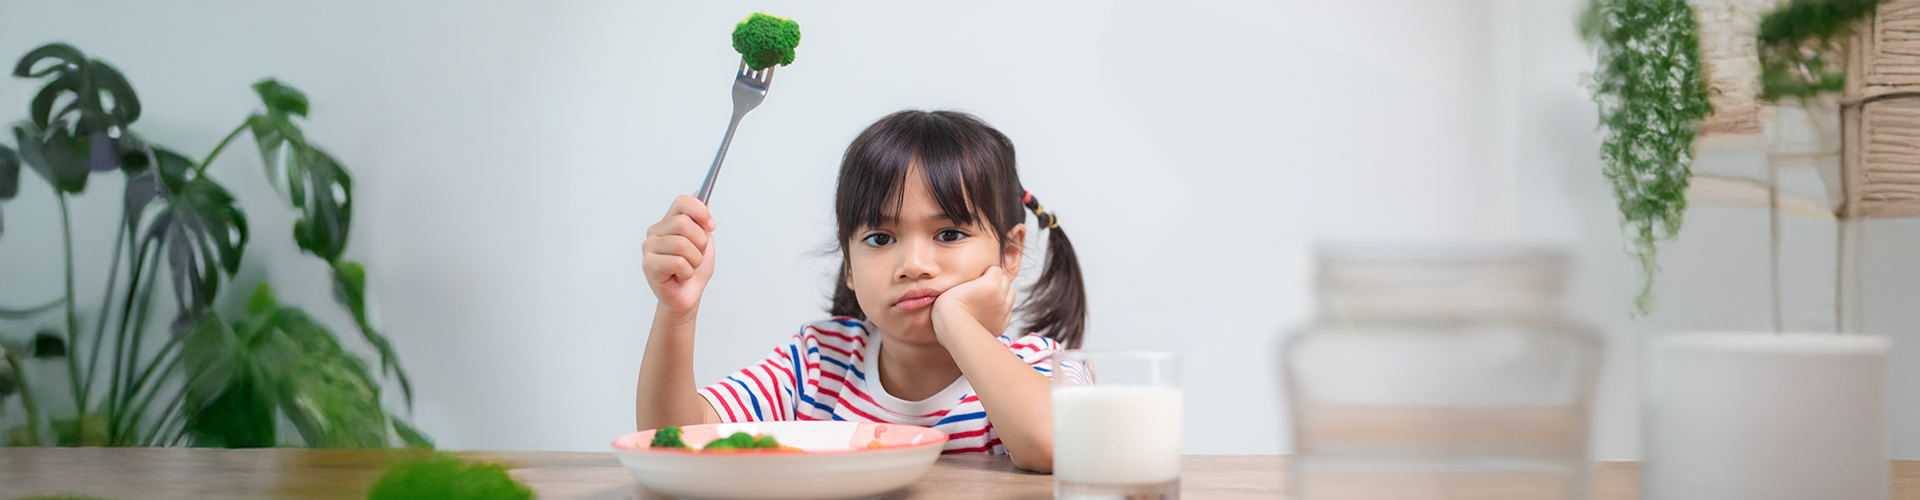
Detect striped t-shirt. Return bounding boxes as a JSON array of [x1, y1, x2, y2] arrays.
[[699, 317, 1061, 454]]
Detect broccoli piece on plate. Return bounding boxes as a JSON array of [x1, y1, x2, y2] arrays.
[[650, 426, 689, 449], [701, 431, 783, 451], [752, 434, 781, 449], [732, 12, 801, 71]]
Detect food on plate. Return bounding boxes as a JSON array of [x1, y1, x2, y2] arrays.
[[732, 12, 802, 71], [646, 426, 802, 452], [650, 425, 689, 449], [701, 431, 804, 452], [699, 431, 763, 450]]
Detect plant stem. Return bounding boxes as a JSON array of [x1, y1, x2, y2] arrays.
[[117, 343, 180, 444], [145, 378, 191, 446], [111, 241, 164, 442], [196, 123, 249, 174], [57, 193, 87, 417], [94, 215, 129, 436], [7, 355, 43, 445], [106, 227, 154, 442], [0, 297, 65, 319], [119, 333, 180, 422]]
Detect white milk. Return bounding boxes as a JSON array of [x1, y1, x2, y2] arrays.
[[1052, 385, 1184, 484]]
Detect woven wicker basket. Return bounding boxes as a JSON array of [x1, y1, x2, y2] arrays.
[[1841, 0, 1920, 219]]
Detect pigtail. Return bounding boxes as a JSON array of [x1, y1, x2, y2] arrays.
[[829, 260, 865, 319], [1019, 193, 1087, 349]]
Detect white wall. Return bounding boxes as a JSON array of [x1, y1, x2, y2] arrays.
[[3, 0, 1914, 459]]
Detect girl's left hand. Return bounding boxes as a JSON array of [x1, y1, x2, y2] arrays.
[[931, 266, 1017, 343]]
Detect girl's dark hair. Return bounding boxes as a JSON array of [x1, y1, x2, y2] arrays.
[[829, 110, 1087, 348]]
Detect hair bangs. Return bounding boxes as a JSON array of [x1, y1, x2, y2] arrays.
[[836, 111, 1010, 243]]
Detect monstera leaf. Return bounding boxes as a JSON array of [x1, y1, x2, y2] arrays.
[[178, 313, 271, 448], [13, 43, 141, 181], [247, 79, 307, 194], [264, 310, 387, 448], [290, 147, 352, 260], [332, 261, 411, 407], [14, 43, 140, 135], [248, 80, 352, 261], [13, 121, 93, 193], [139, 148, 247, 320], [179, 284, 401, 448], [244, 80, 407, 406]]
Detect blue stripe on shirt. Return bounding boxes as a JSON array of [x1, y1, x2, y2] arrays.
[[788, 344, 804, 416], [936, 411, 987, 426], [730, 377, 764, 421], [814, 351, 867, 381], [799, 393, 836, 414]]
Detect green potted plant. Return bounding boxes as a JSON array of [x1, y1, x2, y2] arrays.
[[0, 43, 424, 448]]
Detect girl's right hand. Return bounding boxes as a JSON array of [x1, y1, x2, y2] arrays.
[[643, 195, 718, 317]]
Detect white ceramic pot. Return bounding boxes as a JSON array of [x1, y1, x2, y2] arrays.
[[1645, 332, 1889, 500]]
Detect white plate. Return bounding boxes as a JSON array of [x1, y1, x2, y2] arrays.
[[612, 421, 947, 500]]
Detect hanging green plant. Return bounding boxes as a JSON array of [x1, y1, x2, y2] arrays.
[[1580, 0, 1715, 314], [1757, 0, 1880, 101]]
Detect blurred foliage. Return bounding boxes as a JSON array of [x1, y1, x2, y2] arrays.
[[1580, 0, 1714, 314], [367, 453, 535, 500], [1757, 0, 1880, 101], [0, 43, 424, 449], [181, 284, 393, 448]]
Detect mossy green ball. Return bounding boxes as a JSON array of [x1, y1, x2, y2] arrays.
[[366, 453, 533, 500]]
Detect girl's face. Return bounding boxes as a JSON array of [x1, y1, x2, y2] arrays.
[[846, 173, 1023, 345]]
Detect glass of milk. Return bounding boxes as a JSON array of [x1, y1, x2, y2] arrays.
[[1052, 350, 1182, 500]]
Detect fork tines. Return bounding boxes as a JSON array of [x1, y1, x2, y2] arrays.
[[737, 60, 775, 85]]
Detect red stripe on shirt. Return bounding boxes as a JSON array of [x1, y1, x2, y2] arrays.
[[743, 367, 778, 420], [814, 341, 858, 359], [944, 438, 1005, 454], [844, 382, 959, 419], [757, 363, 791, 417], [820, 369, 851, 388], [806, 325, 862, 343], [836, 398, 888, 422], [945, 427, 991, 440], [758, 358, 790, 388], [704, 386, 738, 422], [720, 383, 755, 422], [815, 383, 843, 401]]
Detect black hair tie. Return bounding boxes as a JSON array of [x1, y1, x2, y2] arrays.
[[1022, 190, 1059, 229]]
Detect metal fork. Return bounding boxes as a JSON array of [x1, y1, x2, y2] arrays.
[[695, 61, 775, 204]]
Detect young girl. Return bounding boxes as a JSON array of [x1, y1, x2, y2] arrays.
[[634, 110, 1086, 472]]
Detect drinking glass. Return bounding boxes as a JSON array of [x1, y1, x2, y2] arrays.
[[1282, 245, 1604, 500], [1052, 350, 1182, 500]]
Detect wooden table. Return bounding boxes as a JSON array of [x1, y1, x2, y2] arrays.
[[1, 448, 1916, 499]]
